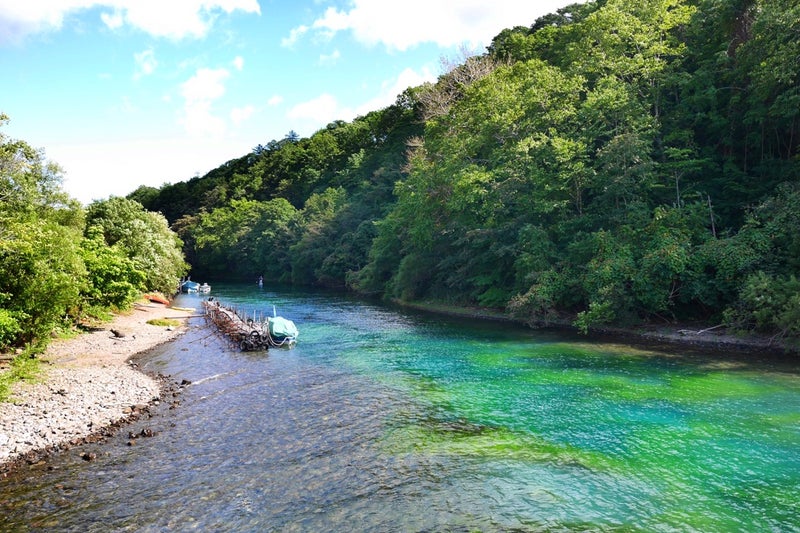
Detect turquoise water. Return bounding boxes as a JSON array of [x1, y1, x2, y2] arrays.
[[1, 283, 798, 531]]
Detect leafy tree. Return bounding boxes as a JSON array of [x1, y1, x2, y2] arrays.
[[0, 307, 21, 349], [118, 0, 800, 343], [718, 183, 800, 335], [290, 187, 348, 285], [0, 219, 85, 348], [0, 114, 86, 349], [729, 272, 800, 339], [247, 198, 298, 281], [189, 198, 298, 280], [80, 226, 145, 309], [0, 115, 194, 354], [85, 197, 188, 294], [352, 210, 405, 295]]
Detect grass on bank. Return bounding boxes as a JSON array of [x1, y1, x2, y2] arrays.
[[0, 349, 42, 403], [0, 304, 125, 403], [147, 318, 181, 327]]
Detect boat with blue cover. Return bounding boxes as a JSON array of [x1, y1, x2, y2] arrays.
[[180, 279, 211, 293], [180, 280, 200, 293]]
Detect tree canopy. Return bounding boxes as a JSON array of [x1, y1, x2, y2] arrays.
[[125, 0, 797, 342]]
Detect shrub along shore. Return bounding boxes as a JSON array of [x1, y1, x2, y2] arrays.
[[398, 299, 799, 357]]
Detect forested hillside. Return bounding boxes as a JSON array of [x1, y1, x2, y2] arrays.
[[132, 0, 799, 340]]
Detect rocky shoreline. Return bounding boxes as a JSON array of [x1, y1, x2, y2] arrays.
[[0, 301, 196, 477]]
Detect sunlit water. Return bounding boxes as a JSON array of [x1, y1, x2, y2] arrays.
[[1, 284, 798, 532]]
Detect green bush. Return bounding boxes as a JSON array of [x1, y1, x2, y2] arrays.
[[0, 221, 85, 348], [85, 197, 188, 294], [728, 272, 800, 339], [80, 227, 145, 309], [0, 307, 22, 349]]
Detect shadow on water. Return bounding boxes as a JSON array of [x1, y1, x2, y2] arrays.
[[1, 283, 799, 532]]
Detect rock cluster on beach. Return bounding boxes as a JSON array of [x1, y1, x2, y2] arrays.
[[0, 365, 159, 466], [0, 302, 193, 475]]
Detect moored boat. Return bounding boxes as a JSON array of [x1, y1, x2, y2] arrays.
[[267, 316, 299, 346], [180, 280, 200, 293]]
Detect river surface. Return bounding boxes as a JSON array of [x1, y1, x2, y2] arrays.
[[1, 284, 799, 532]]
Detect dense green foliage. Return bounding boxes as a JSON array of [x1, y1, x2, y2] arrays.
[[0, 114, 188, 354], [84, 197, 188, 295], [136, 0, 797, 340]]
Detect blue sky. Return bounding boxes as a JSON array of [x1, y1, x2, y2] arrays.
[[1, 0, 582, 204]]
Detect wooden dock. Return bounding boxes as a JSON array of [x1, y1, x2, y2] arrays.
[[202, 299, 296, 351]]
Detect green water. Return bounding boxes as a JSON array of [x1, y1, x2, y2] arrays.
[[1, 286, 798, 531], [286, 288, 800, 531], [321, 313, 800, 531]]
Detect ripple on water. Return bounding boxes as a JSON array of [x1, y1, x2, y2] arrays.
[[1, 286, 799, 532]]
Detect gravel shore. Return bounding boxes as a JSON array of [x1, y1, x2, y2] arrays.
[[0, 300, 195, 474]]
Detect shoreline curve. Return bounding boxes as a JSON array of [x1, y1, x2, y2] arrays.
[[0, 301, 195, 476]]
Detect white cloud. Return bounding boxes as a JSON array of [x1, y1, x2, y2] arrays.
[[287, 93, 341, 120], [286, 93, 349, 134], [133, 47, 157, 79], [280, 24, 308, 48], [100, 9, 124, 30], [181, 67, 229, 101], [284, 64, 437, 136], [0, 0, 261, 42], [302, 0, 585, 51], [181, 101, 227, 137], [230, 105, 255, 125], [319, 49, 340, 66], [0, 1, 85, 41], [179, 67, 230, 136], [232, 55, 244, 71], [355, 66, 436, 115], [103, 1, 261, 39], [267, 95, 283, 106]]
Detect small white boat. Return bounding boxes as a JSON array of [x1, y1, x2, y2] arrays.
[[198, 283, 211, 293]]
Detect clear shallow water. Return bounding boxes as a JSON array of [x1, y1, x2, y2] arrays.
[[1, 283, 799, 532]]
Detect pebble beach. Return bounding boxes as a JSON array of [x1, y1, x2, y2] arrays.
[[0, 301, 194, 473]]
